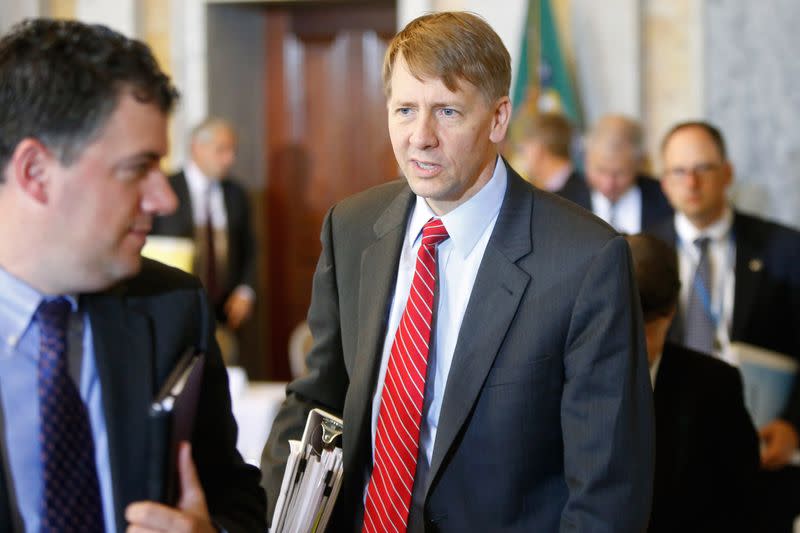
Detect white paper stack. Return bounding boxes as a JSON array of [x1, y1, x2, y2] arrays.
[[271, 408, 344, 533]]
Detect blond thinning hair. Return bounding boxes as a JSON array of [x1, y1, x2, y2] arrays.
[[382, 12, 511, 103]]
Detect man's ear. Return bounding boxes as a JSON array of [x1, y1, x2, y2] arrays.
[[9, 138, 54, 203], [489, 96, 512, 144]]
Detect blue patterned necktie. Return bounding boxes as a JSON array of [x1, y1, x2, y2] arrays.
[[684, 237, 717, 354], [37, 298, 105, 533]]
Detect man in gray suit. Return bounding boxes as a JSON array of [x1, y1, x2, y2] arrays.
[[262, 12, 654, 532]]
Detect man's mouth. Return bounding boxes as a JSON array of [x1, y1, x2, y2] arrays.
[[413, 160, 440, 171]]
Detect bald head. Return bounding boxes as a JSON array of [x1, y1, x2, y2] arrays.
[[190, 117, 237, 180]]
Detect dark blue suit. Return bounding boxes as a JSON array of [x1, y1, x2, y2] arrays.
[[650, 342, 759, 532], [0, 260, 266, 533], [649, 211, 800, 533], [558, 172, 674, 231]]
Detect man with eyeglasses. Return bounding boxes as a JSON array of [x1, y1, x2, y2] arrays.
[[650, 120, 800, 532]]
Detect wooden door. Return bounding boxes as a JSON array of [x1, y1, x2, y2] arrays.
[[264, 4, 397, 380]]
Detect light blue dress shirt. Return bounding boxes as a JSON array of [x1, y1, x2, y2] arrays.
[[368, 156, 507, 511], [0, 267, 115, 533]]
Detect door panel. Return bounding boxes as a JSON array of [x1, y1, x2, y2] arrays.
[[265, 4, 397, 380]]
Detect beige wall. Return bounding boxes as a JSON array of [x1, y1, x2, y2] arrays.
[[642, 0, 703, 170], [4, 1, 796, 228]]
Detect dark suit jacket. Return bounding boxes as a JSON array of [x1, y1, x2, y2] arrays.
[[649, 342, 759, 533], [648, 211, 800, 429], [151, 171, 256, 322], [0, 259, 265, 533], [261, 163, 654, 532], [558, 172, 674, 231]]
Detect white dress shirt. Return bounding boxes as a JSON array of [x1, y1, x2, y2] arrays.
[[674, 207, 737, 365], [185, 161, 227, 229], [185, 161, 254, 301], [649, 354, 662, 389], [370, 157, 506, 476], [544, 164, 573, 192], [591, 185, 642, 234]]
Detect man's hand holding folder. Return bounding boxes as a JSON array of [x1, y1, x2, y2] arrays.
[[124, 348, 219, 532], [125, 442, 216, 533]]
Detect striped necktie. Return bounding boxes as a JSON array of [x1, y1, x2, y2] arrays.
[[684, 237, 717, 354], [37, 298, 104, 533], [363, 218, 449, 533]]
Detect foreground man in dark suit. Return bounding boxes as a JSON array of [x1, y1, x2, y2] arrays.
[[626, 235, 759, 532], [262, 12, 653, 532], [0, 19, 265, 532], [650, 120, 800, 532]]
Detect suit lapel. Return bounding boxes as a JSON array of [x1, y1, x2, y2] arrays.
[[731, 214, 762, 339], [342, 188, 413, 481], [425, 169, 533, 496], [172, 172, 195, 236], [84, 291, 154, 530]]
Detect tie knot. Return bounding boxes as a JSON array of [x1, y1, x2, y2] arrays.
[[36, 297, 71, 334], [421, 218, 449, 248], [694, 236, 711, 253]]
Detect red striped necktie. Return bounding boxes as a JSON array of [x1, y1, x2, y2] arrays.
[[363, 217, 449, 533]]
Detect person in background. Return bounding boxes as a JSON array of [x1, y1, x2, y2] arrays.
[[514, 111, 577, 192], [626, 234, 759, 533], [0, 18, 265, 532], [650, 120, 800, 533], [559, 113, 672, 233], [261, 11, 653, 532], [152, 118, 256, 333]]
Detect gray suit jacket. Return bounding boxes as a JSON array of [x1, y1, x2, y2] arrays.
[[262, 163, 654, 532]]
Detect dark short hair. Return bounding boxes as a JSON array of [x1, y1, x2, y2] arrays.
[[660, 120, 727, 160], [625, 234, 681, 322], [382, 11, 511, 103], [0, 18, 179, 178]]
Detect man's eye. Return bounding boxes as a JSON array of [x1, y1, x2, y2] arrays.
[[118, 164, 151, 181], [441, 108, 457, 117]]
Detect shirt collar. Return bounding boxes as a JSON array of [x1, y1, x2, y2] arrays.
[[545, 164, 573, 192], [649, 353, 662, 389], [675, 205, 734, 245], [185, 160, 216, 195], [0, 267, 78, 350], [407, 156, 507, 259], [591, 183, 639, 214]]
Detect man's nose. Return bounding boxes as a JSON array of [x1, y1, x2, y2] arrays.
[[410, 115, 438, 149], [141, 168, 178, 216]]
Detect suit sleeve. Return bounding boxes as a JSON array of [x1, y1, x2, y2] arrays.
[[560, 236, 655, 532], [190, 288, 267, 532], [260, 207, 350, 524], [233, 183, 257, 291]]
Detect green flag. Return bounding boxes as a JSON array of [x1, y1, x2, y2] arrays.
[[506, 0, 581, 179]]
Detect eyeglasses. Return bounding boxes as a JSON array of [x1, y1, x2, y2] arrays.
[[663, 162, 722, 180]]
